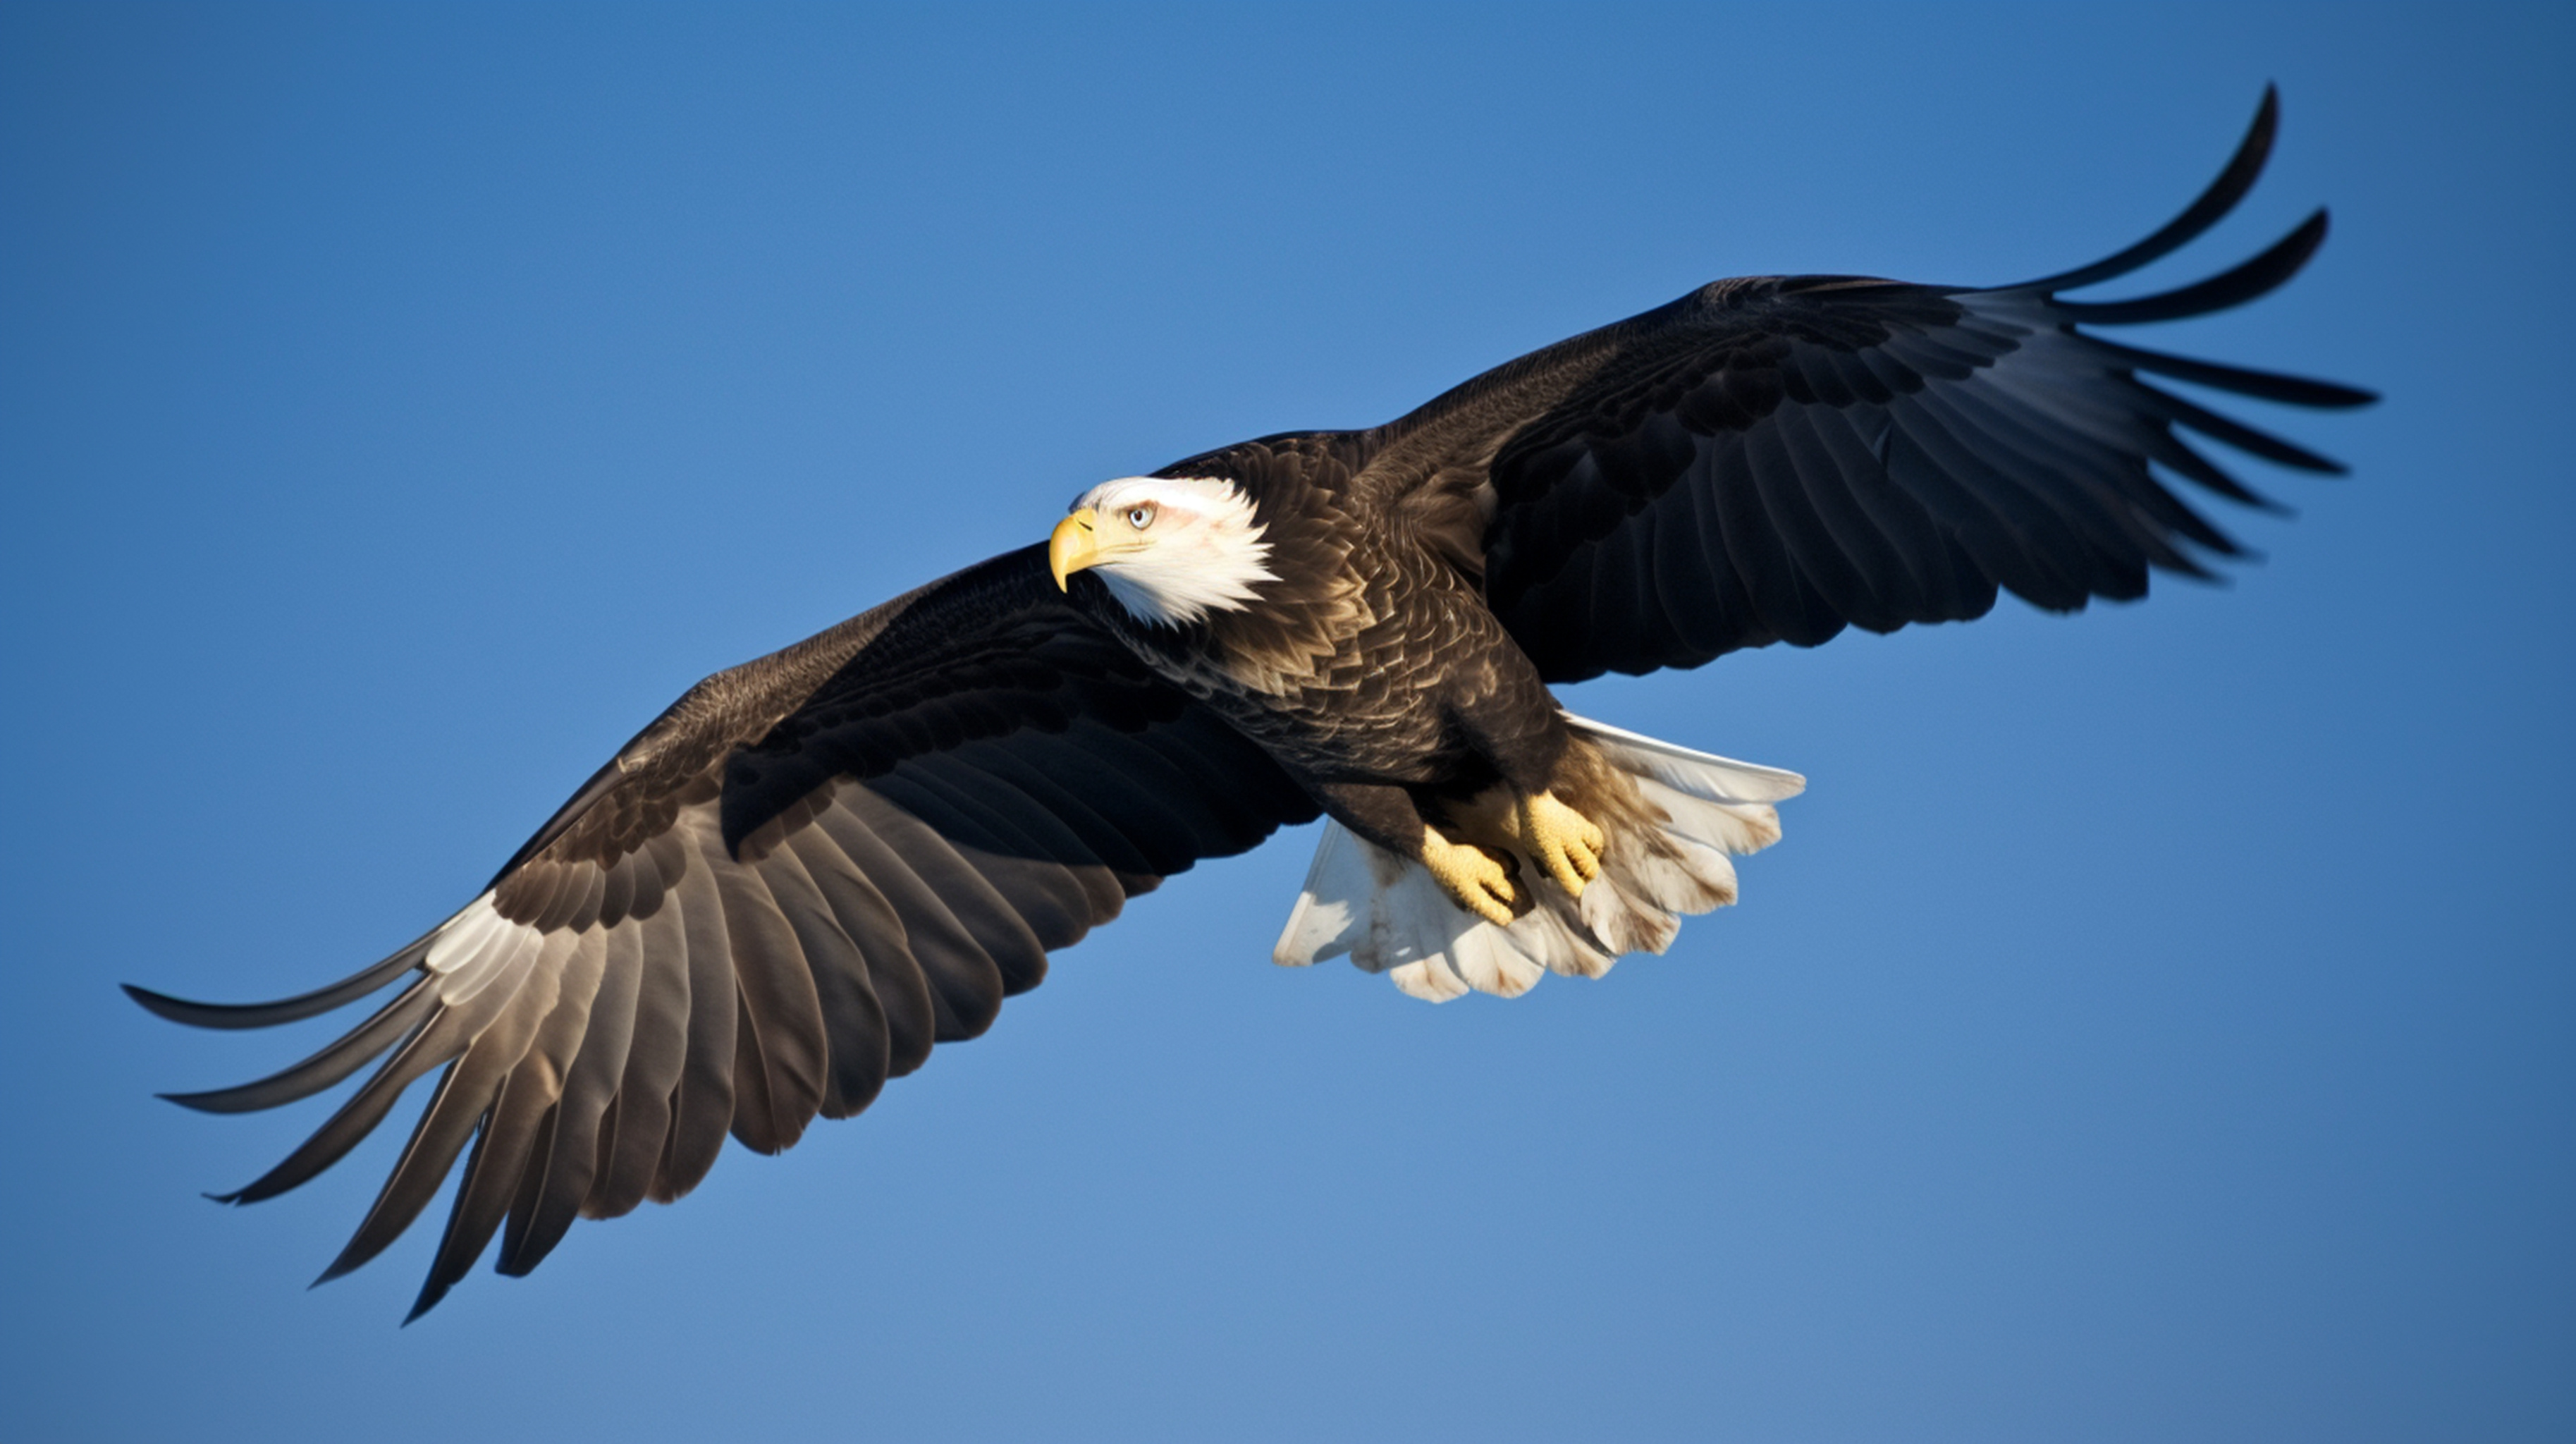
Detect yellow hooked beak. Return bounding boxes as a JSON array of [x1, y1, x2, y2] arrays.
[[1048, 508, 1101, 591]]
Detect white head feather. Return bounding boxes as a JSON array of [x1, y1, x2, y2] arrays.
[[1067, 475, 1277, 627]]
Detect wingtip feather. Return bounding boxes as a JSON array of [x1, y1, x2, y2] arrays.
[[401, 1291, 443, 1327], [1997, 85, 2283, 295], [123, 934, 431, 1031], [2053, 211, 2329, 326]]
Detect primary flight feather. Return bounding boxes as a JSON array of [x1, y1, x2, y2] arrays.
[[132, 89, 2371, 1318]]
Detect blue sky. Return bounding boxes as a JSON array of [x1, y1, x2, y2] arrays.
[[4, 4, 2569, 1440]]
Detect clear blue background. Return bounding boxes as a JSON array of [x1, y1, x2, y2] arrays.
[[5, 4, 2568, 1440]]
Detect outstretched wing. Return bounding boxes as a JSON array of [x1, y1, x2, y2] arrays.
[[1353, 87, 2374, 683], [128, 544, 1317, 1318]]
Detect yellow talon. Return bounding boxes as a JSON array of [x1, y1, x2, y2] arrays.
[[1516, 792, 1605, 898], [1422, 826, 1517, 926]]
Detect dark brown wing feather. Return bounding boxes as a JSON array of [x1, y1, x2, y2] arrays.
[[1346, 87, 2374, 683], [127, 544, 1315, 1318]]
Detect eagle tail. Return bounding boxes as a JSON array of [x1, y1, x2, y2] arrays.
[[1271, 714, 1803, 1001]]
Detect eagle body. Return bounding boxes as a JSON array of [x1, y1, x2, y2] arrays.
[[1079, 440, 1576, 816], [133, 92, 2372, 1318]]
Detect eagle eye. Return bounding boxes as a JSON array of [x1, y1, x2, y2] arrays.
[[1126, 504, 1156, 530]]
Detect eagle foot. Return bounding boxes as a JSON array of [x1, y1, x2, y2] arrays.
[[1421, 826, 1519, 926], [1514, 792, 1605, 898]]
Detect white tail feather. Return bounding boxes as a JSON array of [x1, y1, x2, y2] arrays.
[[1270, 713, 1803, 1001], [1569, 714, 1807, 805]]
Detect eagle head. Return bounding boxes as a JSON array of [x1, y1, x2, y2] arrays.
[[1049, 476, 1277, 627]]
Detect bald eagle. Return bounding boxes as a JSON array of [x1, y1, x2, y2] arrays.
[[131, 90, 2369, 1318]]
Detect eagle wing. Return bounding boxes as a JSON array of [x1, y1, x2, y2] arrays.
[[128, 544, 1317, 1318], [1351, 87, 2374, 683]]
